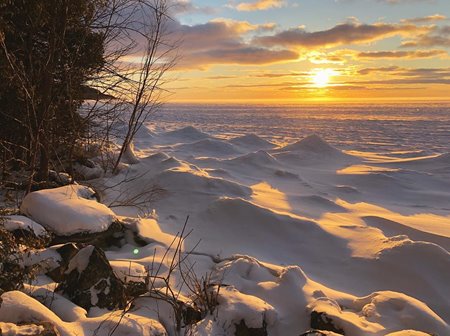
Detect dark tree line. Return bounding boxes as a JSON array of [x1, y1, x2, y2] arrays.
[[0, 0, 176, 192]]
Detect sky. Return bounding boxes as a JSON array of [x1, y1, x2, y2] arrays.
[[164, 0, 450, 102]]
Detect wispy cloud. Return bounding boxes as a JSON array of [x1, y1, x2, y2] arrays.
[[231, 0, 285, 11], [254, 22, 430, 48], [356, 67, 450, 85], [171, 0, 215, 15], [401, 25, 450, 47], [401, 14, 447, 24], [358, 50, 448, 59]]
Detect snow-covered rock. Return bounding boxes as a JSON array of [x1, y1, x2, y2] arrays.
[[20, 185, 115, 236], [2, 215, 48, 237], [0, 291, 73, 336], [56, 245, 127, 311]]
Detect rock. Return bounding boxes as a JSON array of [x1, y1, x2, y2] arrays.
[[310, 312, 345, 335], [124, 281, 148, 298], [48, 171, 72, 186], [0, 227, 24, 292], [2, 215, 50, 248], [300, 330, 344, 336], [181, 303, 203, 327], [0, 321, 60, 336], [46, 243, 80, 282], [234, 320, 267, 336], [56, 245, 127, 310], [73, 159, 104, 181], [50, 220, 125, 248]]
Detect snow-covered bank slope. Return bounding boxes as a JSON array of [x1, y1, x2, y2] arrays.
[[2, 125, 449, 336], [99, 126, 450, 334]]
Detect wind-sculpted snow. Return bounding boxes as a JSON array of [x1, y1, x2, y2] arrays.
[[7, 125, 450, 335], [109, 127, 450, 330], [175, 138, 242, 157], [229, 150, 280, 167], [228, 134, 276, 150], [278, 134, 340, 153]]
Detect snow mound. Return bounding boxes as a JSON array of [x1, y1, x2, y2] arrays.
[[2, 215, 47, 237], [0, 291, 73, 336], [194, 197, 345, 264], [161, 126, 210, 142], [229, 134, 275, 150], [154, 169, 251, 197], [291, 195, 347, 218], [280, 134, 339, 153], [175, 138, 241, 156], [20, 185, 116, 236], [309, 291, 449, 335], [363, 216, 450, 251], [230, 150, 279, 167], [216, 286, 278, 328]]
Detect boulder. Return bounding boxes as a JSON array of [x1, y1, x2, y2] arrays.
[[56, 245, 127, 310], [234, 320, 267, 336], [310, 311, 345, 335], [20, 185, 115, 237], [2, 215, 50, 248], [46, 243, 80, 282], [50, 219, 125, 248], [300, 330, 344, 336]]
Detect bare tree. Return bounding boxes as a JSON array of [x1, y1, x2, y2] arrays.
[[111, 0, 178, 173]]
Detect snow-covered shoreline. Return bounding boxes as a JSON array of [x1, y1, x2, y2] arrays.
[[1, 126, 449, 335]]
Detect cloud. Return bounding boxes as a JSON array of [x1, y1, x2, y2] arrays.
[[358, 49, 448, 59], [254, 22, 429, 48], [182, 47, 298, 66], [251, 72, 309, 78], [356, 66, 450, 85], [233, 0, 285, 11], [401, 14, 447, 24], [358, 66, 402, 75], [376, 0, 435, 4], [170, 0, 215, 15], [401, 26, 450, 47], [172, 19, 297, 68]]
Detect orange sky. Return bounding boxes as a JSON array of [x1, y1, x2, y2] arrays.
[[161, 0, 450, 102]]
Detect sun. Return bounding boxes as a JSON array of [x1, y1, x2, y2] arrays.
[[312, 69, 335, 88]]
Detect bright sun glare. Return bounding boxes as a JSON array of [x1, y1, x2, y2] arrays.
[[312, 69, 335, 88]]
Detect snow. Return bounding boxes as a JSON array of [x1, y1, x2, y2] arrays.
[[66, 245, 95, 274], [4, 122, 450, 335], [2, 215, 47, 237], [0, 323, 45, 336], [0, 290, 167, 336], [20, 185, 116, 236], [97, 126, 449, 335], [0, 291, 74, 336], [228, 134, 275, 150]]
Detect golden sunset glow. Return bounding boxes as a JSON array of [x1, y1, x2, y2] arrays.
[[163, 0, 450, 102], [311, 69, 335, 88]]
